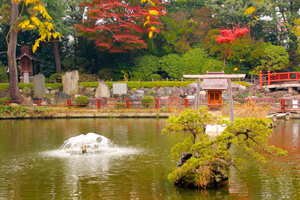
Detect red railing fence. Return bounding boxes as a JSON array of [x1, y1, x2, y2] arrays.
[[260, 71, 300, 87], [1, 97, 300, 113]]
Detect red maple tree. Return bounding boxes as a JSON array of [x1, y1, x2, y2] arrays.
[[215, 26, 249, 71], [75, 0, 165, 53]]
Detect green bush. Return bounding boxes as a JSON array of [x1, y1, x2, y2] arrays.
[[49, 73, 62, 83], [75, 95, 89, 106], [149, 74, 161, 80], [141, 96, 155, 108], [131, 55, 160, 80]]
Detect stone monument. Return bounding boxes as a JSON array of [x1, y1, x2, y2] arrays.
[[62, 71, 79, 95], [34, 74, 46, 98], [23, 72, 30, 83], [95, 81, 110, 99]]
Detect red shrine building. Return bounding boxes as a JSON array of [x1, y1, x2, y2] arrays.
[[201, 71, 227, 110], [16, 46, 39, 82]]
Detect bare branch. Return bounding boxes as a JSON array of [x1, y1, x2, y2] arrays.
[[0, 51, 7, 54]]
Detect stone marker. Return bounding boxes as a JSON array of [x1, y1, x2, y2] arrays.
[[62, 70, 79, 95], [95, 81, 110, 99], [23, 72, 30, 83], [113, 83, 127, 95], [34, 74, 46, 98]]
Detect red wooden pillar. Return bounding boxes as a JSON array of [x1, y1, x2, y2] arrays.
[[185, 98, 188, 108], [260, 71, 262, 88], [281, 98, 285, 113], [97, 99, 101, 109], [126, 98, 130, 109], [38, 100, 41, 106], [68, 99, 71, 109], [268, 71, 271, 86], [155, 98, 159, 109], [297, 73, 300, 80], [6, 100, 9, 106]]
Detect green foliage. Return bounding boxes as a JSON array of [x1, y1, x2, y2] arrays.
[[49, 73, 62, 83], [160, 48, 213, 79], [0, 97, 10, 105], [163, 109, 287, 188], [149, 74, 161, 80], [98, 68, 113, 80], [250, 43, 290, 75], [115, 102, 126, 109], [79, 73, 98, 82], [0, 62, 8, 83], [131, 55, 160, 80], [75, 95, 89, 106], [0, 106, 28, 117], [141, 96, 155, 108]]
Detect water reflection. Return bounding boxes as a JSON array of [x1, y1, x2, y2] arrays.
[[0, 118, 299, 199]]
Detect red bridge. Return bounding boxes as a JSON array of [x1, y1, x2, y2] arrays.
[[260, 71, 300, 88]]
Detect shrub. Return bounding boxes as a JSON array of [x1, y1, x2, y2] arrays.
[[49, 73, 62, 83], [149, 74, 161, 80], [141, 96, 155, 108], [131, 55, 160, 80], [75, 95, 89, 106]]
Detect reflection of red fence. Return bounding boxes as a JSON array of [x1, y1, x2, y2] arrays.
[[1, 97, 300, 113], [260, 71, 300, 87]]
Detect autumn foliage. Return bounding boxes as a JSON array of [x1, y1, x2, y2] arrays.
[[75, 0, 165, 53], [215, 27, 249, 44]]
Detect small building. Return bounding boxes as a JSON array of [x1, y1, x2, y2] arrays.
[[201, 71, 227, 110], [16, 46, 39, 83]]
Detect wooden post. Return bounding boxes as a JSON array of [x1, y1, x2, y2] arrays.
[[38, 100, 41, 106], [185, 98, 188, 108], [6, 100, 9, 106], [126, 98, 130, 109], [260, 71, 262, 88], [227, 79, 234, 123], [195, 78, 200, 110], [97, 99, 101, 109], [68, 99, 71, 109], [268, 71, 271, 86], [155, 98, 159, 109], [281, 98, 285, 113]]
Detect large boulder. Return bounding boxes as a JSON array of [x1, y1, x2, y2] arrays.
[[95, 81, 110, 99], [62, 71, 79, 95]]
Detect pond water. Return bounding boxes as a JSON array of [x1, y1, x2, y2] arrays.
[[0, 118, 299, 199]]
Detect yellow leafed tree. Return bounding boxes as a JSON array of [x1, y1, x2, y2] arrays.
[[4, 0, 62, 100]]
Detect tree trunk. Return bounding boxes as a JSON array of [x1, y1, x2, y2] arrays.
[[7, 1, 23, 101], [53, 39, 61, 73]]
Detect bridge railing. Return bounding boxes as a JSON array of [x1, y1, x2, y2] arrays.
[[260, 71, 300, 87]]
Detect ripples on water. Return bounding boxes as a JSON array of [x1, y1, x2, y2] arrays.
[[0, 118, 300, 199]]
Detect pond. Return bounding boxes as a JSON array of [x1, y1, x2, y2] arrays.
[[0, 118, 299, 199]]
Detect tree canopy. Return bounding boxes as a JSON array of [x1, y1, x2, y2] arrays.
[[162, 109, 287, 188]]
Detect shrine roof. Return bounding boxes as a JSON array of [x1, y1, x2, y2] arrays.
[[16, 46, 39, 61]]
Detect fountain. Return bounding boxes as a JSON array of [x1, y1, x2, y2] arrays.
[[60, 132, 113, 154]]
